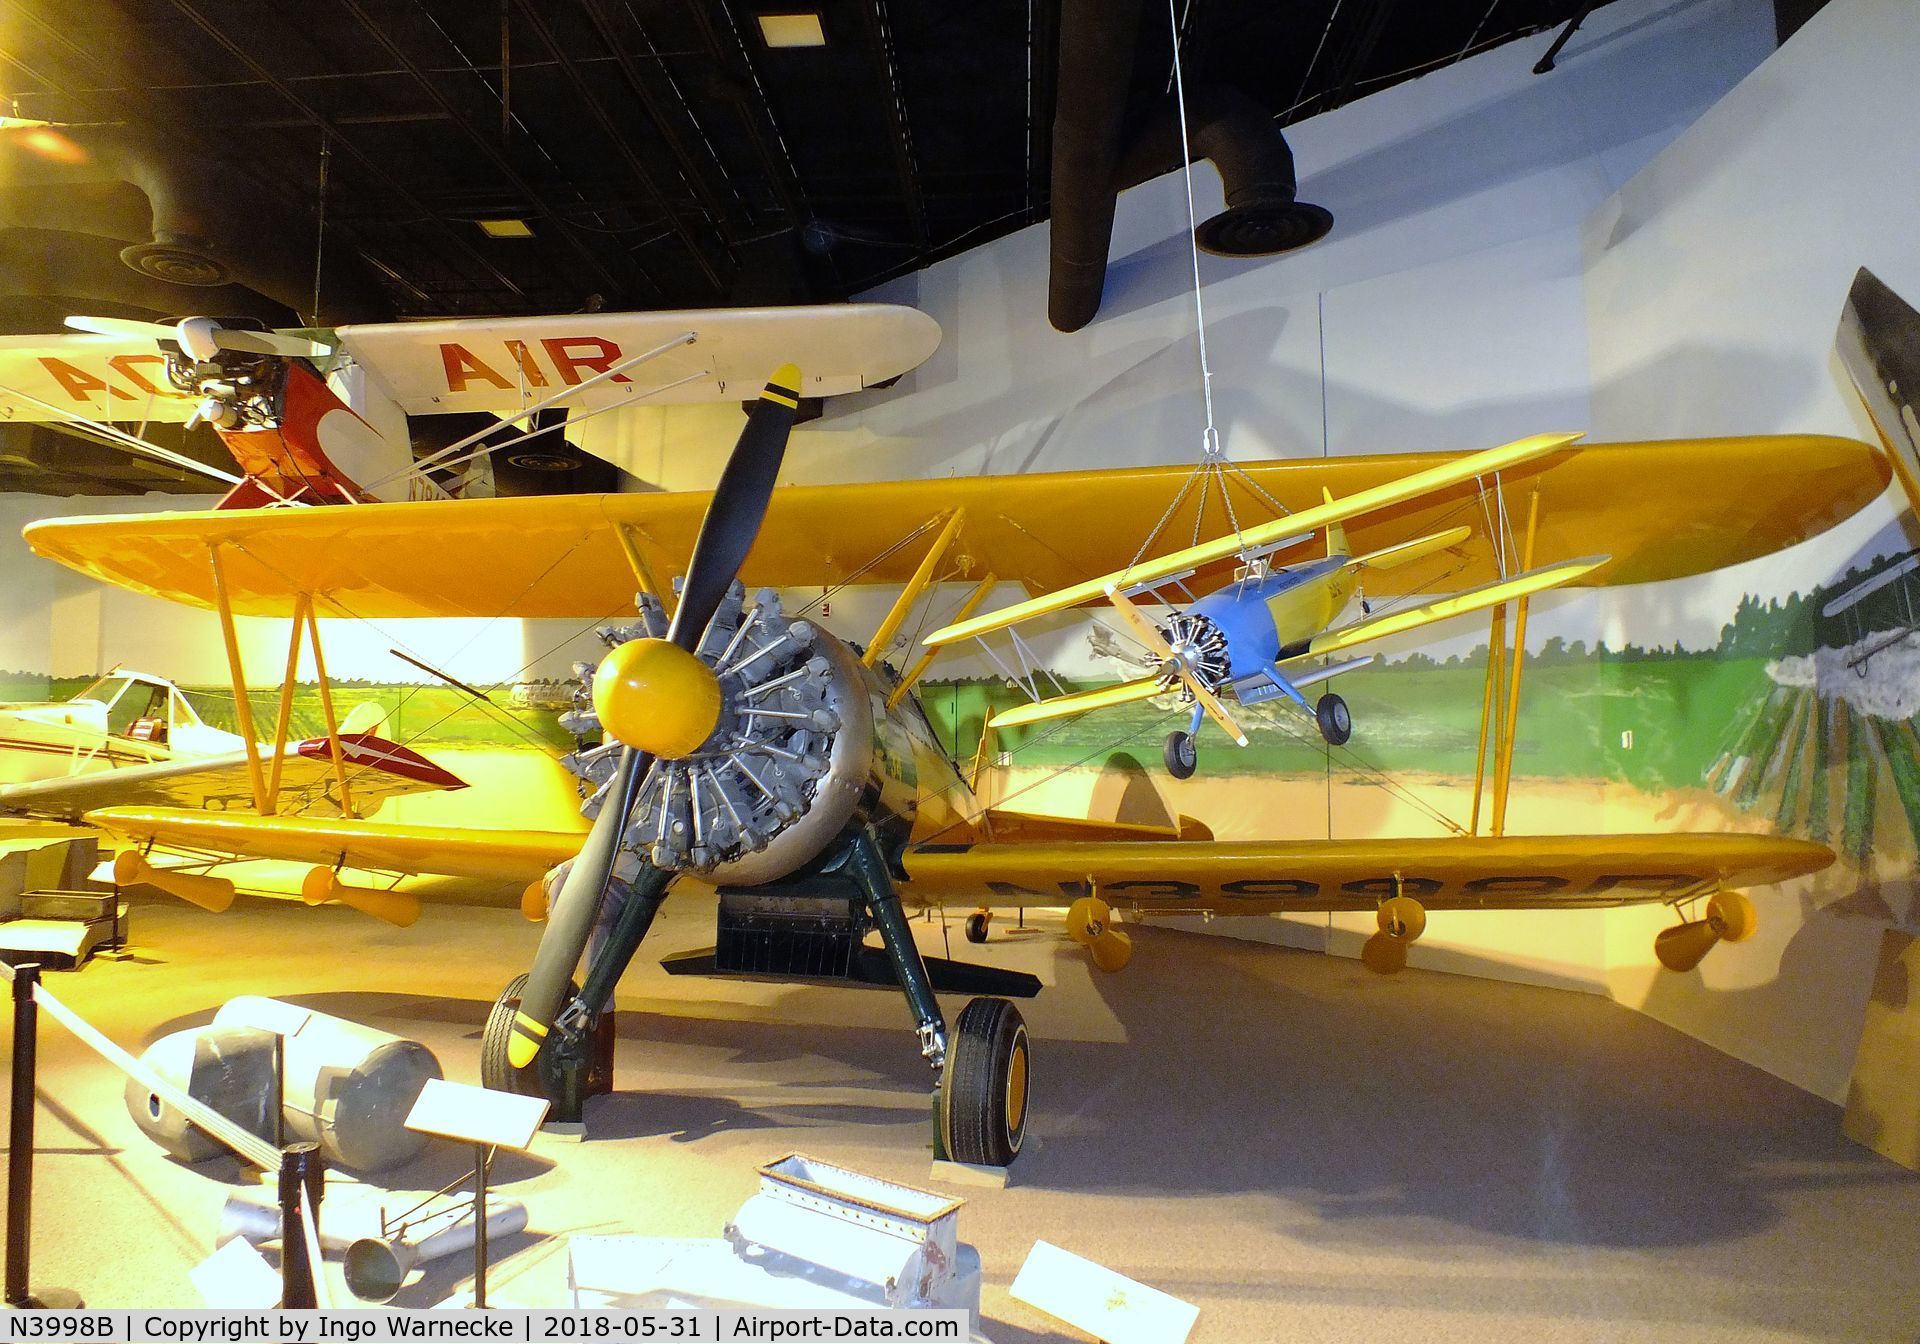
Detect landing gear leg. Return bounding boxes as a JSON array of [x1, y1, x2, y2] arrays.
[[845, 828, 947, 1073], [845, 827, 1028, 1167], [483, 864, 670, 1121]]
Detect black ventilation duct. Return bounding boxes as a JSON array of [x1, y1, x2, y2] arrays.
[[1047, 2, 1332, 333], [0, 126, 387, 328]]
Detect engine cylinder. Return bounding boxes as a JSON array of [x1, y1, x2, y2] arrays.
[[563, 589, 918, 885]]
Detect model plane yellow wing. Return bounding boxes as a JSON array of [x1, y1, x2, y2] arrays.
[[925, 432, 1582, 646], [899, 832, 1831, 914], [23, 434, 1887, 619], [1299, 554, 1609, 659]]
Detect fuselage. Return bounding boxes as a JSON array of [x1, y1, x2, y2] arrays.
[[1185, 556, 1358, 680]]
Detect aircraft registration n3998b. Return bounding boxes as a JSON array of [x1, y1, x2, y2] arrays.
[[15, 339, 1892, 1165]]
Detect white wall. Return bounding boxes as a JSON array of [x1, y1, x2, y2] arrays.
[[1583, 0, 1920, 1101]]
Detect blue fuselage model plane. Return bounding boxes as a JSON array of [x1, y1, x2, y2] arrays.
[[925, 433, 1605, 777]]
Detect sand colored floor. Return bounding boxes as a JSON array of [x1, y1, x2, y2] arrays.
[[5, 888, 1920, 1342]]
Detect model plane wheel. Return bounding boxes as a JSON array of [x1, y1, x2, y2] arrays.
[[941, 997, 1029, 1167], [965, 911, 991, 944], [481, 972, 578, 1097], [1163, 730, 1198, 779], [1316, 692, 1352, 746]]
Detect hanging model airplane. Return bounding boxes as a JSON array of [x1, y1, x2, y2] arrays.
[[18, 393, 1891, 1167], [0, 304, 941, 507], [922, 433, 1604, 778]]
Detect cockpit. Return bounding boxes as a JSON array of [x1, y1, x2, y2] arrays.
[[70, 673, 203, 745]]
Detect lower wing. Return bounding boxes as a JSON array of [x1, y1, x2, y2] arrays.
[[900, 832, 1831, 914], [87, 805, 580, 884]]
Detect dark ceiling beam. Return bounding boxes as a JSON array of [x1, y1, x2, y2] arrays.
[[686, 2, 812, 242], [855, 0, 929, 250], [163, 0, 529, 305], [509, 0, 727, 294], [0, 0, 431, 309], [578, 0, 746, 246], [337, 0, 635, 304]]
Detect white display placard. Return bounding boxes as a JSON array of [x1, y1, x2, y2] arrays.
[[1011, 1239, 1198, 1344], [404, 1076, 549, 1149]]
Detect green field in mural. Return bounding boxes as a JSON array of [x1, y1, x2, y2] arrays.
[[915, 656, 1775, 795]]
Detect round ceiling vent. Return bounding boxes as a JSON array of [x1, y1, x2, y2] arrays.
[[119, 239, 230, 287], [1194, 201, 1334, 259], [505, 451, 577, 472]]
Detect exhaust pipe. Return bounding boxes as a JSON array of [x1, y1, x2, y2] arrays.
[[344, 1201, 529, 1303]]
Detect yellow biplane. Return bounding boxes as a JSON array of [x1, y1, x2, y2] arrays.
[[21, 377, 1885, 1167]]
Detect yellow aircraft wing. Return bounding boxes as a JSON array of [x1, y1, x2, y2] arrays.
[[87, 806, 580, 883], [900, 832, 1831, 914], [926, 432, 1583, 646], [1298, 554, 1609, 659], [989, 676, 1166, 730], [22, 434, 1886, 620]]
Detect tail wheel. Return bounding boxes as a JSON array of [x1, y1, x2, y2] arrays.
[[1316, 692, 1352, 746], [481, 972, 580, 1097], [965, 910, 991, 944], [1163, 730, 1198, 779], [941, 998, 1030, 1167]]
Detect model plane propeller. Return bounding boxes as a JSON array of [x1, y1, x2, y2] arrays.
[[64, 314, 333, 362], [505, 365, 806, 1072], [925, 431, 1608, 778]]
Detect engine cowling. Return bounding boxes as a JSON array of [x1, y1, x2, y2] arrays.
[[561, 588, 921, 886]]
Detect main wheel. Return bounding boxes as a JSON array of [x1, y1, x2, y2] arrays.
[[965, 910, 991, 944], [941, 998, 1030, 1167], [1163, 729, 1198, 779], [1316, 692, 1352, 746], [481, 972, 579, 1097]]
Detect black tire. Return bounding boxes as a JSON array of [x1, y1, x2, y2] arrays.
[[481, 972, 577, 1097], [965, 911, 990, 945], [941, 997, 1030, 1167], [1163, 730, 1197, 780], [1316, 692, 1352, 746]]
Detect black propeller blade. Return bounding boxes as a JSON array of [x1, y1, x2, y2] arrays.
[[505, 366, 803, 1072]]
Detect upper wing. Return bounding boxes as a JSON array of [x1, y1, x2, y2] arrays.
[[899, 832, 1833, 914], [87, 805, 579, 883], [0, 734, 464, 823], [23, 434, 1887, 619], [0, 305, 940, 425], [0, 333, 197, 424], [335, 303, 941, 415], [1296, 554, 1608, 659]]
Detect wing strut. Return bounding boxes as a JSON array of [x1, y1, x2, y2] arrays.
[[1469, 603, 1506, 835], [888, 571, 996, 712], [264, 592, 313, 813], [305, 601, 354, 816], [1490, 490, 1542, 836], [207, 542, 269, 814], [864, 508, 967, 668]]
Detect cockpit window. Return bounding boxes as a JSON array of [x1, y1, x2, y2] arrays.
[[107, 682, 170, 739], [73, 674, 132, 707]]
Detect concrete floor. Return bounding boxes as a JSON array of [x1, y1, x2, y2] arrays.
[[5, 888, 1920, 1342]]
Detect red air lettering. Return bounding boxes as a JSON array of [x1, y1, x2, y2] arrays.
[[106, 353, 173, 398], [504, 340, 549, 388], [541, 336, 631, 386], [39, 357, 135, 401], [440, 343, 512, 392]]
